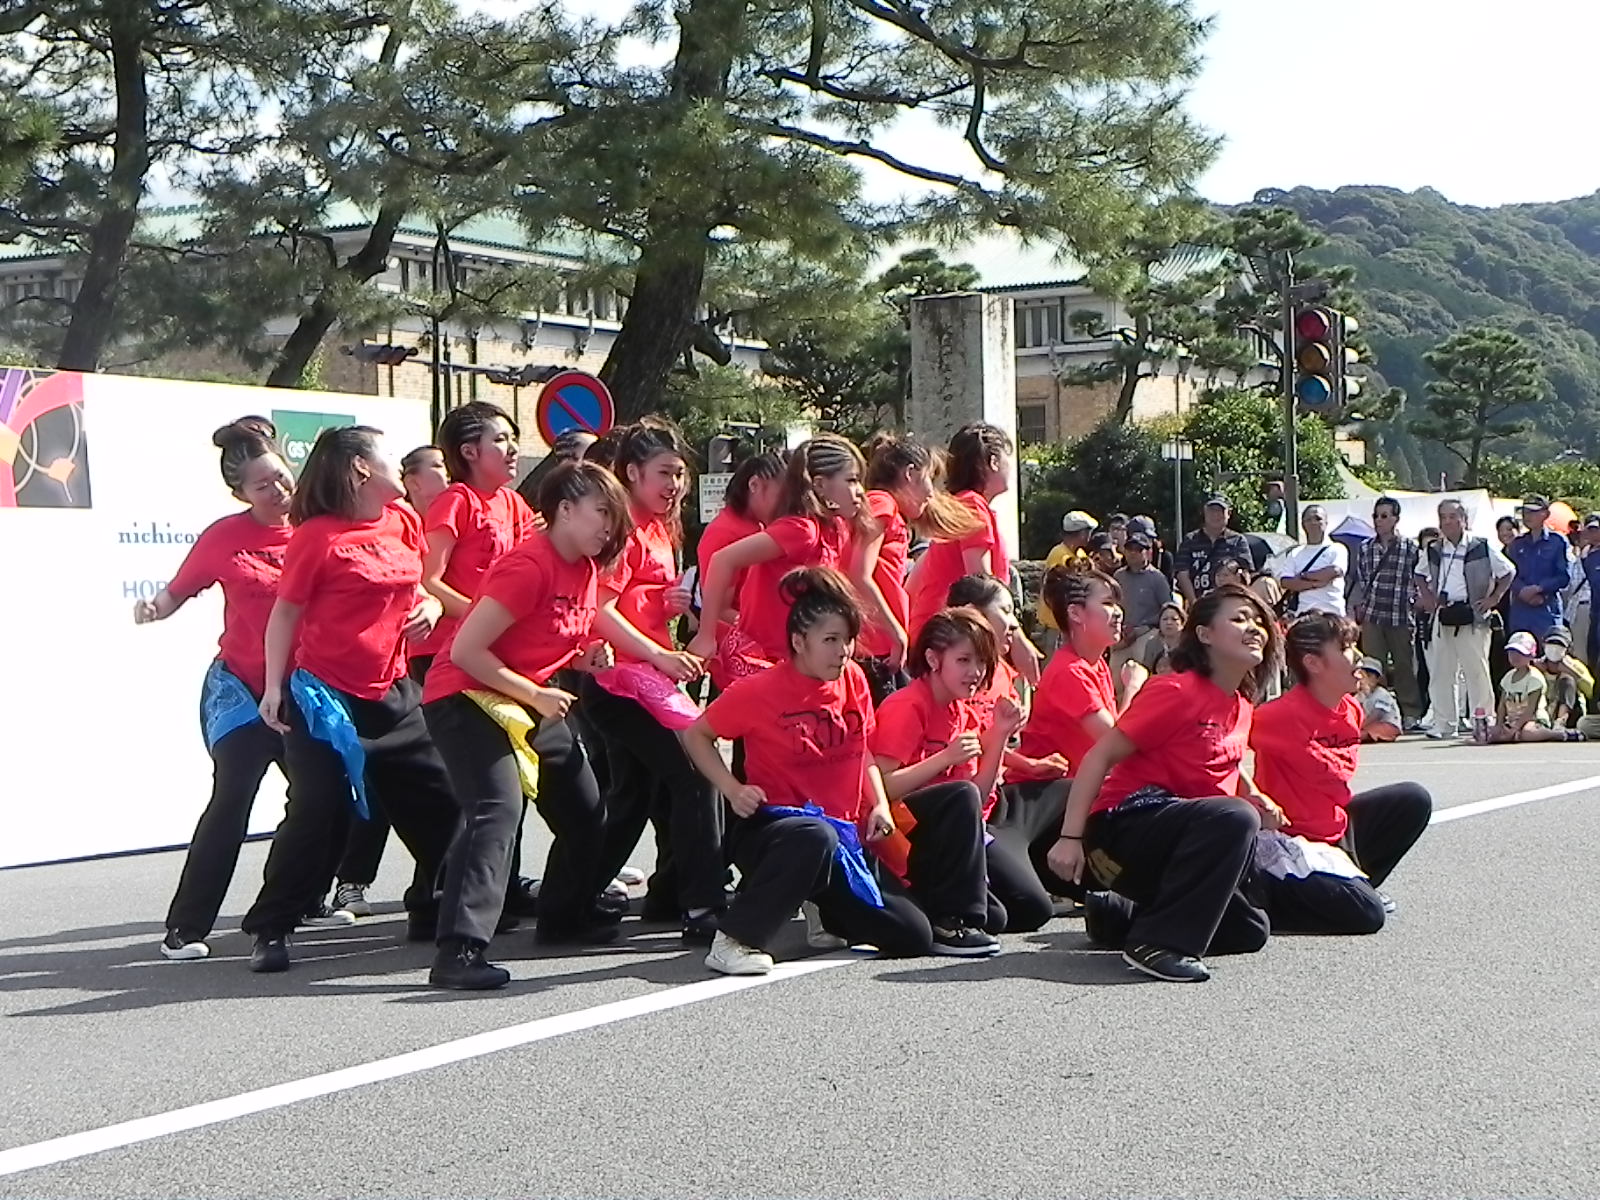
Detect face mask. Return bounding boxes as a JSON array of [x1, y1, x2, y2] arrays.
[[1544, 644, 1566, 663]]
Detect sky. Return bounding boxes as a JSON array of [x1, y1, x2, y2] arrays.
[[1188, 0, 1600, 207]]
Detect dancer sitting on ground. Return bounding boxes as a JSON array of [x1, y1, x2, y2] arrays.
[[1249, 613, 1434, 934], [1047, 585, 1287, 983], [683, 569, 991, 975]]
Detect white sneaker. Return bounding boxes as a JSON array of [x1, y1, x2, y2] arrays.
[[603, 879, 631, 903], [802, 902, 847, 951], [617, 866, 647, 886], [299, 902, 357, 929], [160, 930, 209, 961], [705, 931, 774, 976]]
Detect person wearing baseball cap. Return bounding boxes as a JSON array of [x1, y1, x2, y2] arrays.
[[1535, 625, 1593, 729], [1353, 656, 1401, 743], [1507, 494, 1571, 640], [1491, 630, 1586, 743], [1035, 510, 1098, 637], [1174, 494, 1251, 604]]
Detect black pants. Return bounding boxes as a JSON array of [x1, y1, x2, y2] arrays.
[[242, 677, 459, 938], [859, 657, 909, 708], [985, 779, 1077, 931], [901, 781, 990, 928], [425, 695, 603, 944], [1085, 795, 1268, 959], [164, 719, 286, 941], [1261, 782, 1433, 935], [720, 811, 932, 956], [335, 654, 433, 884], [579, 675, 725, 913]]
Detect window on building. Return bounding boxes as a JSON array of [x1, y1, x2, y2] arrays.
[[1018, 403, 1048, 446], [1014, 300, 1062, 349]]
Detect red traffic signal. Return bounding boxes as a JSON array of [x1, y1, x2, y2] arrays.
[[1293, 306, 1337, 410]]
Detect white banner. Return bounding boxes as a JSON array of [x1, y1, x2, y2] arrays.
[[0, 368, 430, 867]]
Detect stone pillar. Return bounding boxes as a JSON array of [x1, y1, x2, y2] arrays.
[[907, 291, 1018, 562]]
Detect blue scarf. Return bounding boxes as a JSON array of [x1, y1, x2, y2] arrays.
[[200, 660, 261, 753], [762, 803, 884, 908], [289, 669, 370, 819]]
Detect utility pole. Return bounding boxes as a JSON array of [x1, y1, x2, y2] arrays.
[[1279, 249, 1300, 534]]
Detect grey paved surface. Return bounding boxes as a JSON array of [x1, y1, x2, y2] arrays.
[[2, 740, 1598, 1198]]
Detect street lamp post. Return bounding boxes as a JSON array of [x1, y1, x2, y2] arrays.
[[1162, 437, 1193, 544]]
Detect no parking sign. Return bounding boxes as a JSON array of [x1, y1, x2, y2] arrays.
[[534, 370, 616, 446]]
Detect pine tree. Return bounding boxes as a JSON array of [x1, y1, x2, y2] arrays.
[[1410, 326, 1546, 487]]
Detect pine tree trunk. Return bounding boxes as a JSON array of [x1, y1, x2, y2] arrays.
[[599, 0, 746, 421], [55, 2, 149, 373], [265, 205, 406, 388]]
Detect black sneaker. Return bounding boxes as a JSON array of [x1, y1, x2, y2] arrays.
[[681, 910, 722, 946], [931, 922, 1001, 957], [1083, 891, 1135, 949], [429, 940, 510, 990], [1122, 942, 1209, 982], [249, 934, 290, 973], [534, 917, 621, 946], [503, 876, 541, 918]]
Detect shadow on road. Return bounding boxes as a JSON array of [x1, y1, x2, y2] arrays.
[[872, 930, 1149, 988]]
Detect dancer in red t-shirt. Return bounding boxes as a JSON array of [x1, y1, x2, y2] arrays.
[[134, 418, 297, 961], [852, 435, 983, 705], [870, 607, 1010, 947], [399, 445, 448, 516], [1250, 613, 1432, 934], [576, 419, 725, 944], [338, 404, 537, 916], [683, 569, 939, 974], [689, 435, 872, 683], [1048, 585, 1289, 983], [695, 450, 785, 662], [906, 423, 1043, 686], [241, 426, 460, 974], [421, 462, 633, 987]]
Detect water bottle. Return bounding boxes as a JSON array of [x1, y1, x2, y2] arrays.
[[1472, 707, 1490, 744]]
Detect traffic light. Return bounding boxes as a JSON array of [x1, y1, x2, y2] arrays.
[[1292, 306, 1361, 411], [342, 342, 418, 366], [483, 364, 561, 388]]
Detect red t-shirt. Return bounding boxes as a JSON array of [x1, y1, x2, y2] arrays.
[[165, 511, 294, 695], [413, 483, 535, 658], [1250, 687, 1361, 843], [697, 507, 761, 612], [704, 659, 875, 822], [1093, 671, 1252, 815], [1018, 646, 1116, 774], [734, 514, 851, 661], [871, 675, 996, 816], [278, 504, 424, 700], [422, 531, 599, 704], [859, 490, 910, 658], [603, 514, 679, 664], [907, 491, 1009, 640]]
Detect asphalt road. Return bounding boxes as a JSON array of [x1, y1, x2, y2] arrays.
[[2, 739, 1598, 1198]]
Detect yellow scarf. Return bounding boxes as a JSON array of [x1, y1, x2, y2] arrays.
[[464, 691, 541, 798]]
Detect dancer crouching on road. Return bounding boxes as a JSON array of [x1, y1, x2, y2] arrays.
[[422, 462, 632, 988], [869, 606, 1014, 945], [1047, 585, 1288, 983], [242, 426, 460, 973], [1249, 613, 1433, 934], [136, 418, 301, 961], [683, 569, 943, 974]]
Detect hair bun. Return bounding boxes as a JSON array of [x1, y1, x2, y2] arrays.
[[213, 415, 277, 450]]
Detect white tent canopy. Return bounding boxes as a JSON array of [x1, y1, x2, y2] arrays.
[[1302, 488, 1518, 542]]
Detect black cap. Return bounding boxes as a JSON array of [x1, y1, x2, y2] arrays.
[[1127, 515, 1157, 537], [1124, 532, 1152, 550], [1088, 531, 1115, 552], [1204, 493, 1230, 509], [1585, 513, 1600, 529]]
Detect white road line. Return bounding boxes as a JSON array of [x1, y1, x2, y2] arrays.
[[6, 772, 1600, 1181], [1428, 774, 1600, 825], [0, 956, 850, 1179]]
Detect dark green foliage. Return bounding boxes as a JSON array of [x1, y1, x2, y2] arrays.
[[1409, 326, 1547, 487]]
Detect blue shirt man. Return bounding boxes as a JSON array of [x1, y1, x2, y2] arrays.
[[1507, 494, 1571, 638]]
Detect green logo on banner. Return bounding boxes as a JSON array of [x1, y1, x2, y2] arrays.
[[272, 409, 355, 475]]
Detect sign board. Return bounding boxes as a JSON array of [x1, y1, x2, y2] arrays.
[[698, 472, 733, 523], [0, 367, 429, 867], [273, 408, 356, 474], [534, 370, 615, 446]]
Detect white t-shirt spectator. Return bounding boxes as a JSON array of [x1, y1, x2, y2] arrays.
[[1277, 539, 1349, 617]]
